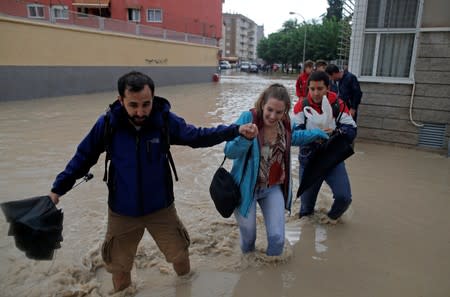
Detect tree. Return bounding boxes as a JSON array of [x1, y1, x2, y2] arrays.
[[307, 19, 340, 61], [257, 17, 341, 66], [280, 19, 299, 32], [326, 0, 343, 21]]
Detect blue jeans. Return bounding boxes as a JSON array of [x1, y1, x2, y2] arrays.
[[235, 185, 285, 256], [299, 161, 352, 220]]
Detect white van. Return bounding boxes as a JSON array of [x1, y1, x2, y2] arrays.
[[219, 61, 232, 69]]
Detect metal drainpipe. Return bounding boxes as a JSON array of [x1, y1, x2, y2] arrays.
[[408, 82, 424, 128], [409, 2, 424, 129]]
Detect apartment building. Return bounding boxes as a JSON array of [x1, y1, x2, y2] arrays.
[[222, 13, 263, 62], [0, 0, 223, 40]]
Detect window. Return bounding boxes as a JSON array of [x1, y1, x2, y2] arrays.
[[361, 0, 419, 78], [77, 7, 89, 18], [51, 5, 69, 20], [128, 8, 140, 22], [147, 9, 162, 23], [27, 4, 45, 19]]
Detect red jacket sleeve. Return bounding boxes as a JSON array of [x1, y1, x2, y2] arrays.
[[295, 75, 302, 98], [293, 98, 304, 114]]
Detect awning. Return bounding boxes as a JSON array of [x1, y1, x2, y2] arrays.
[[72, 0, 110, 8], [126, 0, 141, 9]]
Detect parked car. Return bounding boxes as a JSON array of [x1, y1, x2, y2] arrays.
[[249, 63, 259, 73], [240, 62, 250, 72], [219, 61, 231, 69]]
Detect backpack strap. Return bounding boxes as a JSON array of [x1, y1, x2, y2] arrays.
[[302, 98, 309, 109], [302, 98, 309, 126], [103, 110, 113, 182], [334, 98, 346, 125], [161, 111, 179, 181]]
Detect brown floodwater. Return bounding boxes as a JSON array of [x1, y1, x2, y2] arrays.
[[0, 70, 449, 297]]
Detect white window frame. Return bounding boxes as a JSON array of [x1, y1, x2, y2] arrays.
[[351, 0, 424, 84], [27, 4, 45, 19], [128, 8, 141, 22], [147, 9, 162, 23], [51, 5, 69, 20]]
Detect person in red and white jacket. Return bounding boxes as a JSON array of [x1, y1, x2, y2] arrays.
[[295, 60, 314, 100], [292, 71, 357, 223]]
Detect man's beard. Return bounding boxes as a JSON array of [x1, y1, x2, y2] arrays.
[[121, 107, 149, 126], [130, 115, 148, 126]]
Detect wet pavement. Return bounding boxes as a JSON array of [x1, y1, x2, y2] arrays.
[[0, 70, 449, 297]]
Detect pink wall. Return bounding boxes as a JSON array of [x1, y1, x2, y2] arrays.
[[110, 0, 223, 39], [1, 0, 222, 39]]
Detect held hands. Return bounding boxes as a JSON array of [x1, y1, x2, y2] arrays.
[[323, 128, 334, 135], [48, 192, 60, 205], [239, 123, 258, 140], [313, 128, 330, 140]]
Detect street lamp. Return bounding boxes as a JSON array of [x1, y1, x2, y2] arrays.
[[289, 11, 307, 70]]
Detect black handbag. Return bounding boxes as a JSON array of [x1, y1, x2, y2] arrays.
[[209, 148, 251, 218]]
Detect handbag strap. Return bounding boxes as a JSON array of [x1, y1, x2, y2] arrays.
[[220, 145, 252, 186]]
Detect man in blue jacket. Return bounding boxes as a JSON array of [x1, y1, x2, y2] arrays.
[[48, 71, 257, 292], [326, 64, 363, 122]]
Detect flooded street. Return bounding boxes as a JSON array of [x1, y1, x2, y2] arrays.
[[1, 71, 449, 297]]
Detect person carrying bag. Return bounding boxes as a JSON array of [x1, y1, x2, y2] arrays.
[[223, 83, 328, 256]]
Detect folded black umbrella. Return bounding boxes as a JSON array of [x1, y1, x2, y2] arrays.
[[1, 195, 63, 260], [297, 132, 354, 197]]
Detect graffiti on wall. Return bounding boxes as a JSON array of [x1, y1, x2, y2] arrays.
[[145, 58, 168, 64]]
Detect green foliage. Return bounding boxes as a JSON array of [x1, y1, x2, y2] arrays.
[[257, 18, 342, 65], [326, 0, 343, 21]]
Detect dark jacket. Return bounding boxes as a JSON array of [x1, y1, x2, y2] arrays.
[[51, 96, 241, 217], [338, 70, 362, 110]]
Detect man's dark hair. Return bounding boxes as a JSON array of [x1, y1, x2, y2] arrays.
[[307, 71, 330, 88], [325, 64, 340, 76], [304, 60, 314, 69], [315, 59, 327, 68], [117, 71, 155, 98]]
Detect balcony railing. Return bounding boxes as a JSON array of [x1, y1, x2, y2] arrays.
[[0, 0, 217, 46]]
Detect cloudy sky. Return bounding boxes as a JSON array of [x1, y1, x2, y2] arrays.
[[222, 0, 329, 36]]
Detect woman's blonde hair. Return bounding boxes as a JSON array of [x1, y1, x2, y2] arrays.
[[254, 83, 291, 119]]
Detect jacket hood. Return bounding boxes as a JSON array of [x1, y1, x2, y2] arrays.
[[108, 96, 171, 129]]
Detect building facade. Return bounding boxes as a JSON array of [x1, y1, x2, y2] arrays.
[[0, 0, 224, 40], [0, 0, 225, 101], [222, 13, 263, 62], [349, 0, 450, 152]]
